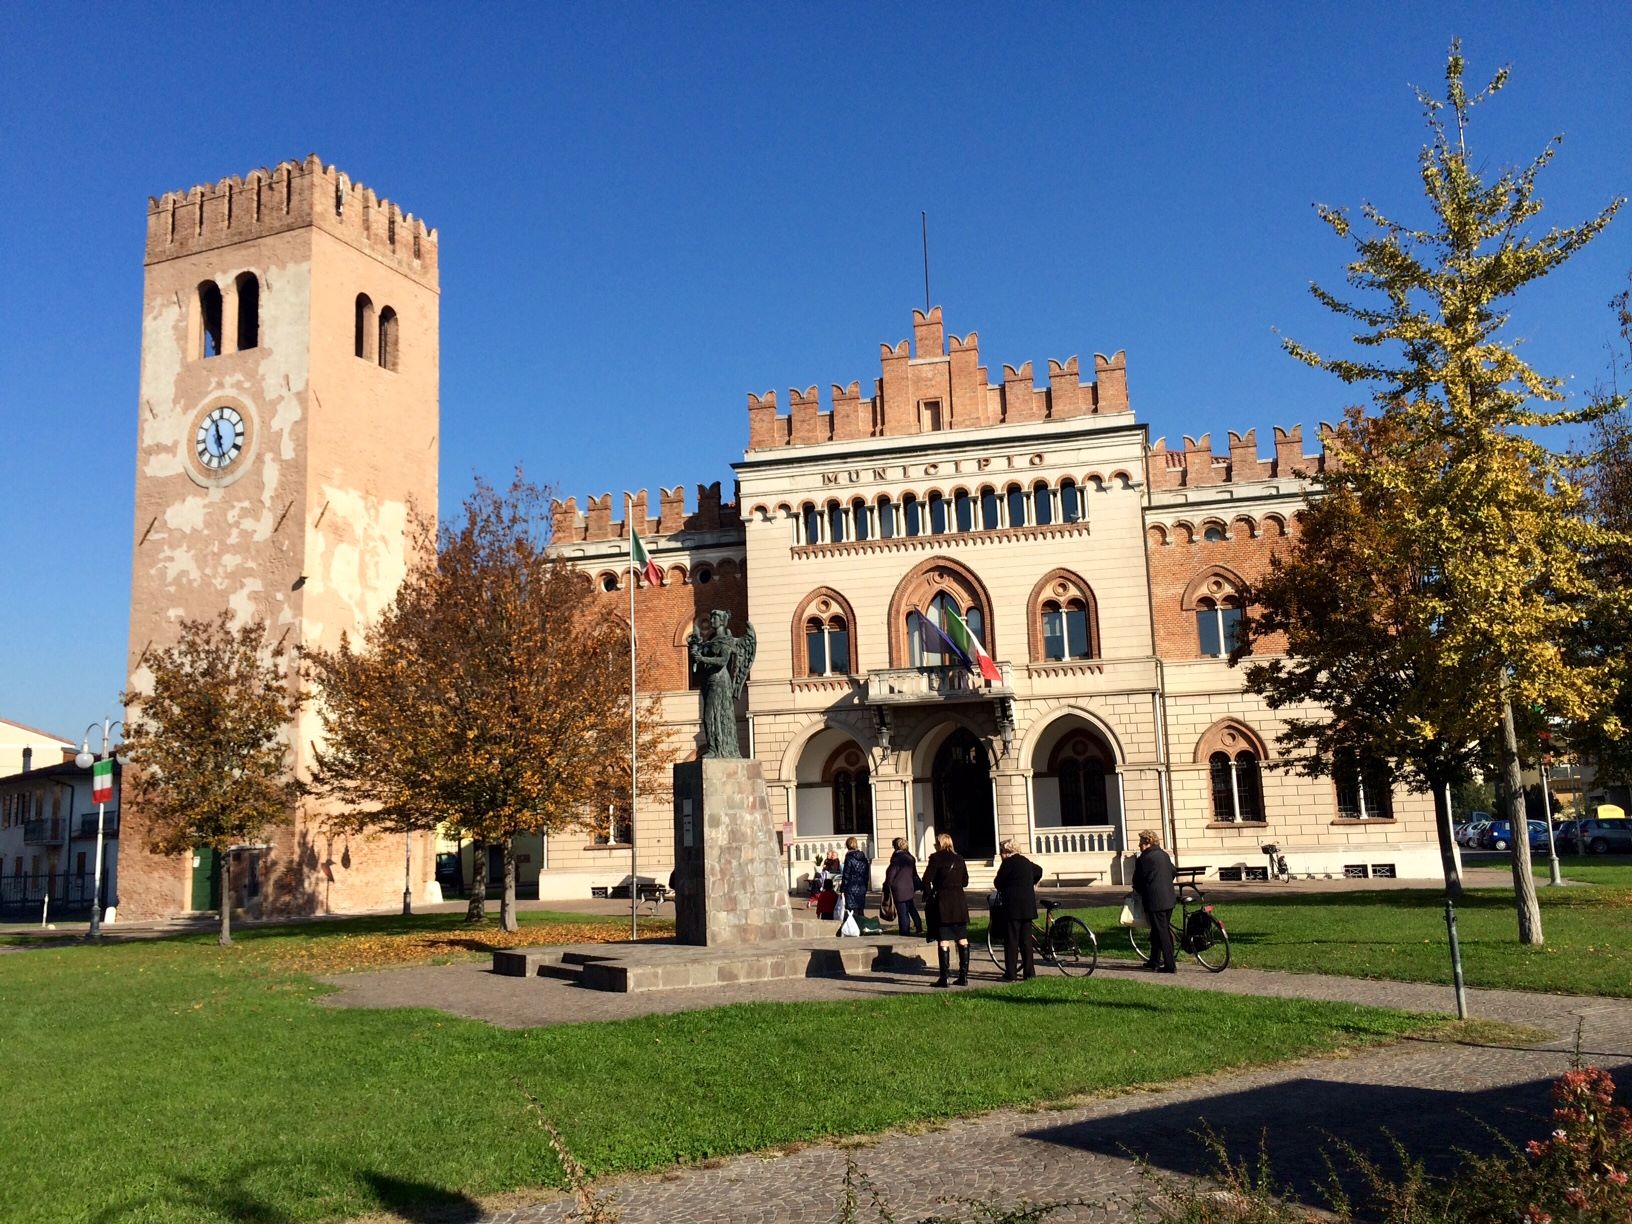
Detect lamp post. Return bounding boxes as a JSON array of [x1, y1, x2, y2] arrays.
[[75, 718, 126, 942]]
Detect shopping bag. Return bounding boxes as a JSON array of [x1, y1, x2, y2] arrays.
[[857, 916, 882, 936], [833, 897, 847, 925], [838, 913, 860, 938], [1119, 892, 1148, 928]]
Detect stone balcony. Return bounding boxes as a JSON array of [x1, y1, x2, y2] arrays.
[[863, 662, 1014, 705]]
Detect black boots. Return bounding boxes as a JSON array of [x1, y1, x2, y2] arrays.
[[932, 947, 951, 987], [955, 943, 970, 986]]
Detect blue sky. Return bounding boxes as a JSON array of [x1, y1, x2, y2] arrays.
[[2, 2, 1628, 742]]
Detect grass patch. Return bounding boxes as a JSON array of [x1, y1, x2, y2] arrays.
[[1535, 855, 1632, 887], [0, 923, 1430, 1223]]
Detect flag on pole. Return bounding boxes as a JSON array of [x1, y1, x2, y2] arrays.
[[91, 758, 113, 804], [911, 609, 973, 671], [942, 605, 1002, 683], [630, 530, 663, 586]]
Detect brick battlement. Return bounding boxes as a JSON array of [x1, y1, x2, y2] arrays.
[[552, 481, 743, 544], [746, 307, 1131, 451], [145, 154, 438, 288], [1146, 424, 1336, 490]]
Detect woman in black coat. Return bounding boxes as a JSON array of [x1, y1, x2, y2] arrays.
[[1132, 828, 1178, 973], [993, 838, 1043, 981], [921, 832, 971, 987], [882, 837, 923, 936]]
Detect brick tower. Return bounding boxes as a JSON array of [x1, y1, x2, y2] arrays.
[[121, 156, 440, 919]]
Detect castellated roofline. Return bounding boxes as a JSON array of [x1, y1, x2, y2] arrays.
[[1145, 422, 1340, 489], [746, 307, 1131, 450], [145, 154, 438, 288], [551, 481, 743, 544]]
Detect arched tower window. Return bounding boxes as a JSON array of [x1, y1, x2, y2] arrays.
[[198, 281, 223, 359], [1060, 479, 1082, 523], [827, 500, 846, 544], [800, 502, 820, 544], [1005, 483, 1027, 528], [793, 589, 859, 679], [233, 272, 259, 350], [377, 306, 399, 371], [354, 294, 375, 360], [1032, 481, 1054, 526], [953, 490, 974, 533], [979, 487, 1000, 530], [877, 496, 896, 539], [852, 498, 871, 541], [928, 492, 948, 534], [902, 494, 922, 537], [1027, 570, 1101, 663]]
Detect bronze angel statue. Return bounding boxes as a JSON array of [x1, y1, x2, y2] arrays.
[[688, 609, 756, 758]]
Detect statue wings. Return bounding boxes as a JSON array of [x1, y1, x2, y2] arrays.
[[732, 623, 757, 698]]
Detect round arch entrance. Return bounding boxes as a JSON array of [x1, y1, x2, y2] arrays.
[[929, 726, 996, 860], [1030, 714, 1123, 847]]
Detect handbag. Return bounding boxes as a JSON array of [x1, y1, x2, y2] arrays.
[[833, 896, 847, 924], [1120, 891, 1148, 928], [880, 892, 896, 923]]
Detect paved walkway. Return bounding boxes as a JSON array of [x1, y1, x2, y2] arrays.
[[326, 950, 1632, 1224]]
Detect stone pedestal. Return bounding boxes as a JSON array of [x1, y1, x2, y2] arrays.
[[671, 759, 796, 946]]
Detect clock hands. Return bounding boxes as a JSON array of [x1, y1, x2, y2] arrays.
[[213, 420, 226, 455]]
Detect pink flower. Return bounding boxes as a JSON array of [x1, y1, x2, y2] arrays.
[[1608, 1169, 1628, 1186], [1564, 1187, 1587, 1209]]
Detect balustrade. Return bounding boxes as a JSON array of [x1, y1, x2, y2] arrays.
[[1030, 826, 1119, 856]]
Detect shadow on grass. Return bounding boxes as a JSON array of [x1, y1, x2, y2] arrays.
[[362, 1172, 483, 1222], [91, 1161, 295, 1223]]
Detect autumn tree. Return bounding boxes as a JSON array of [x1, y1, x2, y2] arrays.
[[1245, 43, 1625, 943], [121, 613, 303, 947], [306, 475, 671, 932]]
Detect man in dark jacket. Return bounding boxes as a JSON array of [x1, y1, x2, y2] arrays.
[[993, 838, 1044, 981], [1132, 828, 1178, 973]]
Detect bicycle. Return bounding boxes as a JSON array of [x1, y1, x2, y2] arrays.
[[985, 898, 1098, 977], [1261, 843, 1291, 883], [1127, 878, 1230, 971]]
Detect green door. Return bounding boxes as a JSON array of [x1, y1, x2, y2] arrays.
[[190, 847, 221, 910]]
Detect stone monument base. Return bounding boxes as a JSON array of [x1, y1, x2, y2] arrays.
[[671, 758, 796, 946]]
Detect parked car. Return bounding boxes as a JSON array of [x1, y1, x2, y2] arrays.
[[1553, 820, 1580, 854], [1575, 817, 1632, 855], [1458, 819, 1492, 848], [1481, 819, 1548, 851]]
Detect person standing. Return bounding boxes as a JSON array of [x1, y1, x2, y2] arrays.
[[839, 836, 871, 926], [922, 832, 971, 987], [993, 838, 1043, 981], [1132, 828, 1178, 973], [883, 837, 923, 936]]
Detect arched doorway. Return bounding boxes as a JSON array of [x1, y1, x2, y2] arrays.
[[1030, 714, 1123, 848], [932, 727, 995, 859]]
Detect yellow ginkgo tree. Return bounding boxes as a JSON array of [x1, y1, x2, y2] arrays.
[[1246, 42, 1625, 944]]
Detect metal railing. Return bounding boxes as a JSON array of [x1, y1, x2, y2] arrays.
[[864, 662, 1014, 704], [1031, 826, 1120, 855], [22, 818, 65, 846], [78, 812, 120, 838], [0, 871, 109, 919]]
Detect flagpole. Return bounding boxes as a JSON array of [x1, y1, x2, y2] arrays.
[[628, 494, 639, 941]]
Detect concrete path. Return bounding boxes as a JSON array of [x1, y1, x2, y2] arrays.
[[326, 951, 1632, 1224]]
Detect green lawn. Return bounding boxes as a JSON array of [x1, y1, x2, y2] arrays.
[[0, 920, 1431, 1223], [1034, 872, 1632, 997]]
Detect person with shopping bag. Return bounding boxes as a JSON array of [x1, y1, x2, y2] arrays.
[[839, 836, 871, 928], [921, 832, 971, 987], [993, 838, 1043, 981], [1131, 828, 1177, 973]]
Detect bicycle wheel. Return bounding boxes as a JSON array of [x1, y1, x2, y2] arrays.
[[1191, 914, 1231, 972], [1128, 923, 1150, 962], [1047, 916, 1098, 977], [985, 920, 1004, 972]]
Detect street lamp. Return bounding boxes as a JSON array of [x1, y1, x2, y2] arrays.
[[75, 718, 126, 942]]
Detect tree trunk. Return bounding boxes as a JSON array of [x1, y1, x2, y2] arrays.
[[500, 836, 519, 933], [218, 851, 233, 948], [1430, 777, 1463, 901], [1501, 697, 1545, 945], [465, 838, 488, 924]]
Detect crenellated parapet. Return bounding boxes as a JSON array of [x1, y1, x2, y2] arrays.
[[1146, 424, 1337, 490], [745, 307, 1131, 451], [145, 154, 438, 288], [551, 481, 743, 544]]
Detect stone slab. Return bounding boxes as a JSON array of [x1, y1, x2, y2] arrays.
[[672, 759, 798, 946]]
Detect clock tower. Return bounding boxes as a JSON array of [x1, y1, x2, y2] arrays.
[[122, 156, 440, 919]]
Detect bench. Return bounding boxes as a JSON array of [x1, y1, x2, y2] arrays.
[[1049, 871, 1103, 889], [636, 883, 672, 914]]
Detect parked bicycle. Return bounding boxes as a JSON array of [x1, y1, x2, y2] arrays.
[[1128, 876, 1230, 971], [985, 898, 1098, 977], [1261, 843, 1291, 883]]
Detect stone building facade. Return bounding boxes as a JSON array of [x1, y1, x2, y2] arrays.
[[119, 158, 440, 919], [553, 308, 1438, 897]]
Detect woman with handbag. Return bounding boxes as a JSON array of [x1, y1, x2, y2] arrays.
[[882, 837, 923, 937], [921, 832, 971, 987]]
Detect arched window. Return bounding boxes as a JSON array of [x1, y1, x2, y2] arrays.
[[1041, 600, 1092, 660], [890, 558, 994, 670], [877, 496, 896, 539], [852, 498, 871, 542], [1211, 750, 1265, 822], [354, 293, 375, 360], [1060, 479, 1081, 524], [1203, 522, 1226, 542], [234, 272, 259, 350], [953, 491, 974, 533], [827, 500, 846, 544], [801, 503, 821, 544], [599, 572, 618, 593], [1028, 571, 1100, 663], [902, 494, 922, 537], [1335, 751, 1393, 819], [909, 592, 985, 667], [805, 615, 851, 675], [980, 487, 1000, 530], [1196, 596, 1245, 658], [1033, 482, 1054, 526], [377, 306, 399, 371], [928, 492, 948, 534], [1006, 483, 1027, 528], [198, 281, 223, 359], [1051, 733, 1110, 826], [831, 764, 873, 835]]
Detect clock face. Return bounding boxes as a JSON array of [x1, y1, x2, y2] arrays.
[[195, 405, 246, 471]]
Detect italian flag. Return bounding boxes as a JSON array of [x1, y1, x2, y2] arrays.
[[942, 605, 1002, 683], [630, 530, 663, 586], [92, 758, 114, 805]]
